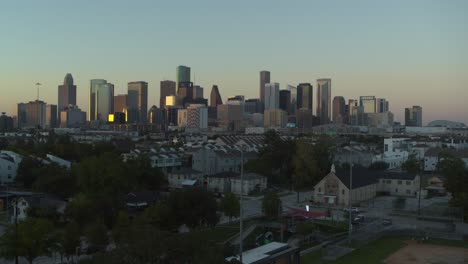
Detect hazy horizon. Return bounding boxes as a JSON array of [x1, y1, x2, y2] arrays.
[[1, 0, 467, 124]]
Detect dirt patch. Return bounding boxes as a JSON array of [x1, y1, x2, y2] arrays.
[[385, 240, 468, 264]]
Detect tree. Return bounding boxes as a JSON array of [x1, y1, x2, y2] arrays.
[[437, 152, 468, 220], [262, 192, 282, 218], [167, 187, 219, 228], [125, 155, 166, 190], [85, 219, 108, 252], [220, 192, 240, 222], [253, 130, 296, 184], [33, 163, 76, 199], [140, 202, 174, 230], [62, 221, 81, 262], [292, 139, 320, 203], [0, 218, 55, 264], [402, 154, 421, 174], [16, 156, 44, 188]]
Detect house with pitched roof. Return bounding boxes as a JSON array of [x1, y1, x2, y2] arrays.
[[313, 165, 421, 207]]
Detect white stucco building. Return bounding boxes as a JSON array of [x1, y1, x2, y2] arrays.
[[0, 150, 23, 184]]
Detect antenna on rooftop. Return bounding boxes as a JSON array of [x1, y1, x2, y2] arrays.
[[35, 83, 42, 101]]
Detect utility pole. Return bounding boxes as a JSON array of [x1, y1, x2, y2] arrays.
[[348, 163, 353, 243], [15, 198, 18, 264], [239, 145, 246, 263], [418, 159, 422, 215]]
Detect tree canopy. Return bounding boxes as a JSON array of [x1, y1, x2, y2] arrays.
[[0, 218, 55, 264]]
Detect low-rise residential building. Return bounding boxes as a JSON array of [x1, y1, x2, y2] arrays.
[[206, 171, 267, 195], [376, 172, 420, 197], [226, 242, 300, 264], [373, 138, 410, 169], [122, 147, 185, 173], [313, 165, 377, 207], [424, 148, 468, 171], [167, 168, 203, 189], [191, 145, 257, 176], [312, 165, 420, 207], [11, 194, 67, 222], [0, 150, 23, 184], [46, 154, 72, 169], [333, 145, 375, 168]]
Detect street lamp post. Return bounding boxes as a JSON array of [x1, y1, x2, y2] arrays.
[[348, 163, 353, 243]]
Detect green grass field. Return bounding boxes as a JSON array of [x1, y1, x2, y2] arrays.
[[302, 236, 468, 264], [302, 237, 406, 264]]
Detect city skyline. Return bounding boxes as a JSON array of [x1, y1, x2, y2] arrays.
[[1, 1, 467, 124]]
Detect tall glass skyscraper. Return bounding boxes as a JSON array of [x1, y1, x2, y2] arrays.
[[127, 81, 148, 124], [89, 79, 114, 121], [405, 106, 423, 127], [264, 82, 280, 110], [176, 65, 191, 92], [58, 73, 77, 123], [297, 83, 313, 110], [260, 71, 270, 103], [160, 80, 176, 109], [332, 96, 346, 123], [360, 96, 376, 113], [316, 79, 331, 124]]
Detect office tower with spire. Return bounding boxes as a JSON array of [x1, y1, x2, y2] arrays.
[[297, 83, 313, 110], [58, 73, 77, 123], [210, 85, 223, 107], [127, 81, 148, 123], [160, 80, 176, 109], [260, 71, 270, 103], [316, 78, 331, 124], [89, 79, 114, 122]]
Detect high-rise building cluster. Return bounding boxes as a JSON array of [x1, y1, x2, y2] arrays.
[[10, 67, 423, 131]]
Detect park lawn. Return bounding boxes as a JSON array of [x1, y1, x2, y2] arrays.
[[301, 237, 407, 264]]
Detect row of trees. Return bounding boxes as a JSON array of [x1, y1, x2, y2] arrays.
[[0, 187, 243, 264]]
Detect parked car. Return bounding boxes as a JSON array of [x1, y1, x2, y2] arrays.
[[343, 207, 359, 213], [382, 218, 392, 226], [353, 214, 365, 222]]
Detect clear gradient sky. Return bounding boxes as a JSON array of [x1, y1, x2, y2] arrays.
[[1, 0, 467, 124]]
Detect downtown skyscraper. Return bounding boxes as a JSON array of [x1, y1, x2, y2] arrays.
[[332, 96, 346, 123], [89, 79, 114, 121], [405, 106, 423, 127], [259, 71, 270, 103], [297, 83, 313, 110], [210, 85, 223, 107], [176, 65, 191, 92], [264, 82, 279, 110], [316, 78, 331, 124], [58, 73, 77, 123], [127, 81, 148, 123], [160, 80, 176, 109]]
